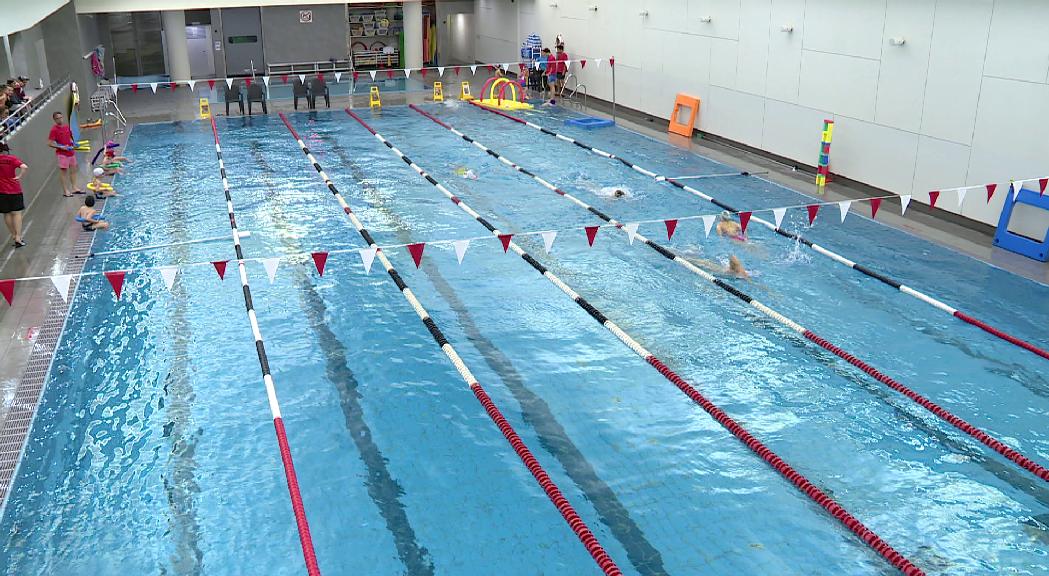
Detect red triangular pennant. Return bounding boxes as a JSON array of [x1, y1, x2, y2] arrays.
[[311, 252, 328, 276], [245, 78, 252, 87], [609, 57, 615, 67], [986, 183, 997, 202], [739, 212, 752, 235], [580, 59, 587, 68], [352, 71, 359, 82], [420, 68, 428, 78], [213, 260, 229, 280], [585, 226, 600, 246], [870, 198, 882, 219], [487, 64, 495, 72], [208, 79, 216, 90], [454, 66, 461, 76], [407, 243, 426, 267], [664, 219, 678, 239], [928, 190, 940, 209], [169, 82, 177, 91], [386, 69, 395, 79], [104, 271, 126, 300], [498, 234, 513, 252], [317, 73, 324, 83], [806, 204, 820, 225], [0, 279, 13, 305], [1040, 178, 1048, 195], [131, 83, 139, 93], [281, 74, 288, 85]]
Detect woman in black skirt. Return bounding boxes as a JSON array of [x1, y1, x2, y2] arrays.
[[0, 142, 28, 247]]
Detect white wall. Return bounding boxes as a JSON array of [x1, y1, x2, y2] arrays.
[[437, 0, 475, 64], [0, 0, 69, 36], [476, 0, 1049, 235]]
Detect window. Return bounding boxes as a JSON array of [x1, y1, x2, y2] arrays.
[[227, 35, 258, 44]]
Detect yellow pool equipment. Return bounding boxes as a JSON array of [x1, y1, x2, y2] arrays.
[[87, 181, 114, 193], [74, 140, 92, 152], [199, 98, 211, 119], [474, 77, 533, 111]]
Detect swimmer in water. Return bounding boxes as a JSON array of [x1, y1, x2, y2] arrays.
[[598, 186, 631, 199], [454, 166, 478, 180], [716, 211, 746, 241], [692, 254, 750, 280]]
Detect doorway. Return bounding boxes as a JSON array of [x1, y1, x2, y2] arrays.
[[221, 7, 264, 76], [446, 12, 474, 65], [186, 25, 214, 78]]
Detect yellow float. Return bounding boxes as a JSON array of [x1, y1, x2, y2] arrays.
[[471, 77, 533, 111], [87, 181, 114, 193]]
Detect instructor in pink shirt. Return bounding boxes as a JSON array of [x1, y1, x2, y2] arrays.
[[48, 111, 81, 197]]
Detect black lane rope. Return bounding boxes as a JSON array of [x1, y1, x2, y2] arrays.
[[208, 117, 321, 575], [467, 101, 1049, 363], [278, 112, 624, 576], [309, 128, 669, 576], [410, 105, 1049, 486], [345, 108, 924, 576]]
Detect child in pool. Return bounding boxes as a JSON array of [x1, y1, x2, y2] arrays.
[[691, 254, 750, 280], [90, 167, 118, 198], [716, 211, 746, 241], [454, 166, 478, 180], [599, 186, 631, 199]]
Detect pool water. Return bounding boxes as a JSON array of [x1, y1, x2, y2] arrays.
[[1, 103, 1047, 575]]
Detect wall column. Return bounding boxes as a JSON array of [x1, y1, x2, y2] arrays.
[[162, 10, 190, 81], [402, 0, 423, 70]]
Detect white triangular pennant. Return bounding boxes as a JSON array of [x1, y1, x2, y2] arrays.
[[900, 195, 911, 215], [453, 240, 470, 264], [437, 66, 445, 77], [226, 78, 233, 90], [701, 215, 716, 237], [157, 266, 178, 290], [470, 65, 477, 75], [595, 58, 603, 68], [624, 222, 639, 244], [359, 247, 378, 273], [369, 70, 377, 81], [405, 68, 411, 79], [298, 74, 306, 84], [534, 61, 541, 70], [261, 258, 280, 283], [956, 187, 967, 207], [262, 76, 270, 87], [838, 200, 852, 223], [333, 72, 341, 83], [187, 80, 196, 91], [1012, 180, 1024, 200], [772, 207, 787, 229], [110, 84, 119, 96], [502, 63, 510, 71], [150, 82, 158, 94], [50, 274, 73, 301], [541, 231, 557, 253]]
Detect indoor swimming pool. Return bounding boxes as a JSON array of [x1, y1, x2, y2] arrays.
[[0, 104, 1047, 575]]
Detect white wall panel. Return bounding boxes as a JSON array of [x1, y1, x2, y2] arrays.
[[798, 50, 879, 121], [874, 0, 935, 132], [802, 0, 886, 60], [832, 117, 918, 194], [912, 136, 972, 213], [761, 99, 830, 163], [686, 0, 741, 40], [983, 0, 1049, 83], [709, 38, 739, 88], [765, 0, 806, 103], [644, 0, 690, 34], [703, 86, 766, 148], [736, 0, 772, 96]]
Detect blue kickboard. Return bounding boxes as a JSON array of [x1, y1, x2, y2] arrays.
[[565, 116, 614, 129], [993, 185, 1049, 262]]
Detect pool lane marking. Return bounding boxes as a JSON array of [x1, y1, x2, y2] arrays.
[[413, 104, 1049, 486], [277, 112, 625, 576], [209, 117, 322, 576], [345, 108, 925, 576], [467, 101, 1049, 362]]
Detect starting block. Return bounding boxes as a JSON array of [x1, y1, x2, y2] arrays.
[[668, 93, 701, 137], [198, 98, 211, 119], [460, 81, 472, 100], [433, 81, 444, 102], [369, 86, 381, 108], [993, 184, 1049, 261]]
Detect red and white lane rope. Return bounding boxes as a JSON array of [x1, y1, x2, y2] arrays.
[[276, 113, 623, 576], [414, 104, 1049, 486], [345, 108, 924, 576], [467, 102, 1049, 362], [209, 117, 322, 575]]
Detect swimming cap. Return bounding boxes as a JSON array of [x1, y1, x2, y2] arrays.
[[93, 167, 104, 177]]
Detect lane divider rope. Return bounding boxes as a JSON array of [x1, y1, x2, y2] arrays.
[[467, 101, 1049, 362], [413, 104, 1049, 486], [276, 112, 624, 576], [208, 117, 322, 575], [347, 107, 925, 576]]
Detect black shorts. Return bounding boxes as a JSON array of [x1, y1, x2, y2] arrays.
[[0, 193, 24, 213]]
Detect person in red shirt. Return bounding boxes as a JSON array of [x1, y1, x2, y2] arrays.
[[48, 111, 81, 197], [0, 142, 28, 247], [555, 44, 569, 94]]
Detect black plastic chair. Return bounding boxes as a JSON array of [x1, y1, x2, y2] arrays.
[[293, 78, 311, 110], [224, 80, 244, 115], [246, 83, 267, 115], [308, 76, 330, 109]]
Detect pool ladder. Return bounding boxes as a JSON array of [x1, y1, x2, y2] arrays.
[[560, 74, 588, 104]]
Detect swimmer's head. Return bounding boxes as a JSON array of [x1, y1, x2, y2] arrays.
[[92, 167, 104, 177], [613, 189, 625, 198], [720, 210, 732, 221]]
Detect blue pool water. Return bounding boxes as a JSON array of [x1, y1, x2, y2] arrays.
[[1, 104, 1047, 575]]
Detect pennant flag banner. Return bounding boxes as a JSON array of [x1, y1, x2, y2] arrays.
[[702, 214, 716, 237], [387, 70, 395, 79], [870, 197, 882, 219], [453, 240, 470, 264], [213, 260, 229, 280], [187, 80, 196, 91], [263, 76, 271, 87], [502, 63, 510, 71], [370, 71, 377, 81], [245, 78, 252, 88], [407, 243, 426, 267], [226, 78, 234, 90], [956, 187, 967, 207], [404, 68, 411, 79], [1040, 178, 1049, 195], [208, 79, 216, 90], [169, 82, 177, 91], [149, 82, 158, 94], [595, 58, 602, 68], [806, 205, 819, 225], [281, 74, 289, 84], [585, 226, 600, 246], [420, 68, 427, 79], [986, 183, 997, 202], [624, 222, 639, 244], [158, 266, 178, 290], [772, 207, 786, 229], [262, 258, 280, 283], [739, 212, 752, 235], [580, 59, 587, 68], [110, 84, 119, 96], [105, 271, 127, 300], [333, 72, 342, 83], [609, 57, 615, 67], [353, 71, 360, 82], [298, 74, 306, 84], [497, 234, 513, 252], [664, 219, 678, 240], [454, 66, 461, 76], [51, 274, 73, 302], [317, 73, 324, 82], [1012, 180, 1025, 200], [0, 279, 14, 305], [470, 65, 477, 75], [900, 195, 911, 215], [312, 252, 328, 276], [437, 67, 445, 77], [131, 83, 139, 93], [838, 200, 851, 223], [541, 231, 557, 253], [928, 190, 940, 209], [535, 61, 541, 70], [359, 247, 377, 273]]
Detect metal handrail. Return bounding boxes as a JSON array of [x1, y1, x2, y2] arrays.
[[571, 83, 588, 104], [267, 59, 352, 76]]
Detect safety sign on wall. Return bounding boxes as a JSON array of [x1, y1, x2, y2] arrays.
[[299, 10, 313, 23]]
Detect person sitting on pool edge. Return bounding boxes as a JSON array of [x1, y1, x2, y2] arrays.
[[76, 195, 109, 231], [89, 167, 118, 198], [717, 211, 747, 241]]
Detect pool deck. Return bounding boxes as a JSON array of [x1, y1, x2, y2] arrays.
[[0, 85, 1045, 504]]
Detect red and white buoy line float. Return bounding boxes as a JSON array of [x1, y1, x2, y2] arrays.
[[412, 104, 1049, 486], [467, 102, 1049, 362], [344, 108, 924, 576], [209, 117, 322, 575], [274, 113, 624, 576]]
